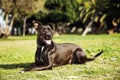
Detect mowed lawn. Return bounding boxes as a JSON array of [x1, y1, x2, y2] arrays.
[[0, 34, 120, 80]]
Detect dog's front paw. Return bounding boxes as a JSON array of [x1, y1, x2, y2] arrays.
[[19, 70, 25, 73], [18, 69, 25, 73], [19, 67, 34, 73]]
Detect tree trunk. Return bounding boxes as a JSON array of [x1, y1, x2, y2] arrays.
[[82, 20, 94, 36], [5, 13, 9, 37], [0, 24, 1, 37], [8, 15, 15, 35], [23, 16, 27, 37]]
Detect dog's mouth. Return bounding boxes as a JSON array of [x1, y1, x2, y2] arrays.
[[44, 39, 51, 45], [40, 36, 52, 45]]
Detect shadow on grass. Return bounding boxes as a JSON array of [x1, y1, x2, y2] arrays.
[[0, 62, 33, 69]]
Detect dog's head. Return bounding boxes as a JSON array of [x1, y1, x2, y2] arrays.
[[33, 21, 53, 46]]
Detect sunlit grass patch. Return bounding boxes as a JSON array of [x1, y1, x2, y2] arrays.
[[0, 34, 120, 80]]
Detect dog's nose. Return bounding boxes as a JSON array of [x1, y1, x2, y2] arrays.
[[46, 34, 52, 39]]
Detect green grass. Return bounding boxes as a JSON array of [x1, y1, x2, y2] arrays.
[[0, 34, 120, 80]]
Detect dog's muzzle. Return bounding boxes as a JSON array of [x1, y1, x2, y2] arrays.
[[40, 34, 52, 45]]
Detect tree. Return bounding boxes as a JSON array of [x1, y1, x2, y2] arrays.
[[28, 0, 120, 36], [44, 0, 79, 23], [77, 0, 120, 36], [17, 0, 45, 36], [76, 0, 108, 36], [0, 0, 15, 37], [42, 0, 79, 35], [104, 0, 120, 34], [0, 0, 45, 37]]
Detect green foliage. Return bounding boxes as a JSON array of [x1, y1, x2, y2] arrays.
[[44, 0, 79, 23], [47, 10, 69, 23], [1, 0, 120, 35], [0, 34, 120, 80], [0, 0, 44, 18], [80, 0, 120, 24]]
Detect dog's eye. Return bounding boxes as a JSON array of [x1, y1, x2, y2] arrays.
[[47, 28, 51, 31]]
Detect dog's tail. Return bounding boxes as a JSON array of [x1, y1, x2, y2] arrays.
[[86, 50, 103, 62]]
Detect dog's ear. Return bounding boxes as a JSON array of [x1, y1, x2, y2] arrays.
[[33, 20, 42, 30], [48, 23, 54, 30]]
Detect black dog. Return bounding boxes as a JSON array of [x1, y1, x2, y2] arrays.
[[23, 21, 103, 72]]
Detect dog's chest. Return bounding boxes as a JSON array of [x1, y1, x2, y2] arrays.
[[40, 46, 53, 56], [41, 46, 49, 56], [41, 47, 44, 53]]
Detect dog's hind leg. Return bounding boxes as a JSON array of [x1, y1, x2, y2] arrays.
[[72, 49, 103, 64], [71, 48, 87, 64], [71, 48, 103, 64]]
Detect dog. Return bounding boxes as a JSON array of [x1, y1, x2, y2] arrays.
[[23, 21, 103, 72]]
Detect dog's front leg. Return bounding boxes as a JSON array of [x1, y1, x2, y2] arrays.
[[30, 54, 53, 71], [35, 47, 44, 66]]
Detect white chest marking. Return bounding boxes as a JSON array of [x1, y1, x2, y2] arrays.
[[41, 47, 44, 53]]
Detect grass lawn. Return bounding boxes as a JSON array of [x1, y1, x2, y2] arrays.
[[0, 34, 120, 80]]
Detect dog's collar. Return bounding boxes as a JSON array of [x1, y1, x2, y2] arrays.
[[37, 44, 44, 48], [37, 41, 53, 48]]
